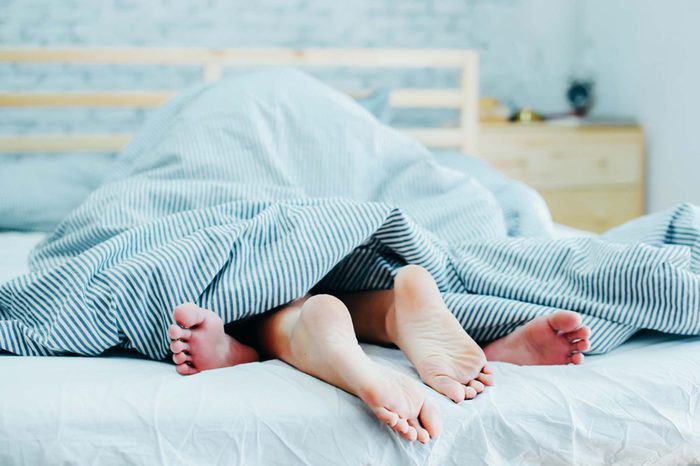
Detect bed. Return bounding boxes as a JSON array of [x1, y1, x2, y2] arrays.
[[1, 229, 699, 465], [1, 48, 700, 465]]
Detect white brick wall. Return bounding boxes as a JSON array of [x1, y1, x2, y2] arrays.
[[0, 0, 578, 135]]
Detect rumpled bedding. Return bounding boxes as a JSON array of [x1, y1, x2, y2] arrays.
[[2, 231, 699, 466], [1, 69, 699, 360]]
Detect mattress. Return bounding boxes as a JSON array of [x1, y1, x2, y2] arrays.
[[1, 230, 700, 465]]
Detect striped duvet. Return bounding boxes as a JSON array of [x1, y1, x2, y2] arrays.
[[1, 69, 699, 360]]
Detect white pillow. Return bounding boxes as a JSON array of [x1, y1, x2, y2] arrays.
[[0, 153, 114, 232]]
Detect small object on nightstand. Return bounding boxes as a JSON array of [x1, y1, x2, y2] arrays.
[[509, 108, 544, 123], [509, 80, 597, 125], [480, 98, 510, 123], [567, 80, 595, 117]]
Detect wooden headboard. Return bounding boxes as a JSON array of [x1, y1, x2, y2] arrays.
[[0, 47, 479, 154]]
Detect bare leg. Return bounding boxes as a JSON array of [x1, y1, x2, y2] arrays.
[[258, 294, 441, 443], [168, 297, 441, 442]]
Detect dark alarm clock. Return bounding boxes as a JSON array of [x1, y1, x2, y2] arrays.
[[567, 80, 594, 116]]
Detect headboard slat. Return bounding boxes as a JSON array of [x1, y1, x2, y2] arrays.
[[0, 47, 476, 68], [0, 128, 463, 153], [0, 89, 465, 109], [0, 47, 479, 153]]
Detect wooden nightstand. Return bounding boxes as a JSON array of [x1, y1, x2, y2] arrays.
[[479, 123, 645, 233]]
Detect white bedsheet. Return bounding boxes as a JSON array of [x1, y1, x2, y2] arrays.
[[2, 230, 700, 465]]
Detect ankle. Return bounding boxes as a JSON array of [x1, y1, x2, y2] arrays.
[[384, 299, 399, 344], [225, 335, 260, 365], [342, 290, 396, 345]]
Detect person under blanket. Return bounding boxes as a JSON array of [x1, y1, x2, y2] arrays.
[[167, 264, 591, 443], [4, 69, 699, 445]]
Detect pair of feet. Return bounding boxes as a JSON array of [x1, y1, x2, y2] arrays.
[[168, 266, 591, 443]]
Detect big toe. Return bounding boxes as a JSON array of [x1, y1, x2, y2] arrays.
[[173, 302, 207, 328], [418, 399, 442, 439], [547, 310, 583, 334]]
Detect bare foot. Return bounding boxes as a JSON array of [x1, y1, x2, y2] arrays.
[[387, 265, 493, 404], [168, 303, 259, 375], [483, 310, 592, 365], [288, 295, 442, 443]]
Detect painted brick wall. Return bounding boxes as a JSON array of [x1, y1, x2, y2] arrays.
[[0, 0, 577, 135]]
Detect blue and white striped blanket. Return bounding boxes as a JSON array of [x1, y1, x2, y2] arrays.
[[1, 70, 699, 360]]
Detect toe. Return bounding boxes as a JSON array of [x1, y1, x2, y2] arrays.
[[565, 326, 592, 343], [477, 371, 495, 386], [430, 375, 466, 403], [167, 324, 191, 340], [418, 399, 442, 439], [170, 340, 189, 353], [468, 379, 485, 393], [375, 409, 413, 438], [409, 418, 430, 444], [547, 310, 583, 334], [569, 352, 585, 365], [394, 417, 410, 434], [172, 352, 191, 364], [173, 303, 207, 329], [373, 407, 399, 427], [400, 425, 418, 442], [175, 362, 198, 375], [464, 385, 478, 400], [407, 418, 428, 444], [571, 339, 590, 353]]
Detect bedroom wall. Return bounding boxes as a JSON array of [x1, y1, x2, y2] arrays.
[[4, 0, 696, 212], [0, 0, 578, 134], [576, 0, 700, 211]]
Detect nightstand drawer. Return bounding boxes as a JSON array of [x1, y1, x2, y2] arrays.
[[479, 125, 644, 189], [478, 124, 645, 232], [539, 186, 643, 232]]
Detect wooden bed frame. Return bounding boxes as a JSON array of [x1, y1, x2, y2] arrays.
[[0, 47, 479, 154]]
